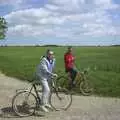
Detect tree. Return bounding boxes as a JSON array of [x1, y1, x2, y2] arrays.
[[0, 17, 7, 40]]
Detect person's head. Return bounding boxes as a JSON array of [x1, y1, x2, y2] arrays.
[[67, 46, 72, 53], [46, 49, 54, 60]]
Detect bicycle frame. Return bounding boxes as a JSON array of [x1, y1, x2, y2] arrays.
[[74, 71, 87, 86], [21, 83, 42, 106], [51, 78, 64, 100], [29, 78, 60, 104], [26, 78, 64, 105], [32, 84, 42, 104]]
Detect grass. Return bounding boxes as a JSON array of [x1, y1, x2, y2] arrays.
[[0, 46, 120, 97]]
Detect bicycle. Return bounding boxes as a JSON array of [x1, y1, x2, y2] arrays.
[[56, 70, 94, 96], [12, 76, 72, 117]]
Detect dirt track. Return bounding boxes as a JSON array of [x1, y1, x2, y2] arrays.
[[0, 73, 120, 120]]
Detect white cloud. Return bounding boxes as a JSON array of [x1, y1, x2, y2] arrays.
[[4, 0, 120, 40], [45, 4, 59, 11]]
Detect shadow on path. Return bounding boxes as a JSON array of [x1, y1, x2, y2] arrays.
[[0, 106, 45, 118]]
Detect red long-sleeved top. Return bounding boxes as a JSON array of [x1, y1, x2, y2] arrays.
[[64, 52, 75, 70]]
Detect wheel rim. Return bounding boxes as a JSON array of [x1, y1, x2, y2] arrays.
[[50, 89, 72, 110], [12, 91, 37, 117], [80, 81, 93, 95]]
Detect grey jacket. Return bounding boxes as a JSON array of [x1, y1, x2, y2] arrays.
[[36, 57, 55, 80]]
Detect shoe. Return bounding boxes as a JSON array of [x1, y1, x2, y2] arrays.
[[40, 105, 49, 112], [45, 104, 53, 109], [73, 81, 76, 86]]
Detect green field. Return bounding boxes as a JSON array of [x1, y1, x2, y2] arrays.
[[0, 46, 120, 97]]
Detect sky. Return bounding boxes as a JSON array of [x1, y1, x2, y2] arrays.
[[0, 0, 120, 46]]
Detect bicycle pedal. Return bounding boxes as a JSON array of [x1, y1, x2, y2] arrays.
[[55, 109, 60, 111], [35, 111, 45, 116]]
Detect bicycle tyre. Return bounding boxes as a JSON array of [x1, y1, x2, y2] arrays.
[[80, 80, 93, 96], [12, 90, 37, 117], [50, 88, 72, 111]]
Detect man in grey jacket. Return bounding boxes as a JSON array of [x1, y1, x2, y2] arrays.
[[36, 50, 57, 112]]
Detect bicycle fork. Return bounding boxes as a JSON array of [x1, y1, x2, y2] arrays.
[[53, 87, 62, 100]]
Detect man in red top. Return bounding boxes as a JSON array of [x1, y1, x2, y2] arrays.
[[64, 46, 78, 89]]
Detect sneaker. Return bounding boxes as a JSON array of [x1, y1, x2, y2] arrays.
[[40, 105, 49, 112], [72, 81, 76, 86], [45, 104, 53, 109]]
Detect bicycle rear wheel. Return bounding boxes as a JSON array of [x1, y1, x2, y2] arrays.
[[80, 80, 93, 96], [50, 88, 72, 111], [12, 91, 37, 117]]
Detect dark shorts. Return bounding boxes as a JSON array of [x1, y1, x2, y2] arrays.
[[65, 68, 78, 81]]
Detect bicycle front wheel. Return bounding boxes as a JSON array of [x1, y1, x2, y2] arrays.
[[12, 91, 37, 117], [50, 88, 72, 111]]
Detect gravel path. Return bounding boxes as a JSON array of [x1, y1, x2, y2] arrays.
[[0, 73, 120, 120]]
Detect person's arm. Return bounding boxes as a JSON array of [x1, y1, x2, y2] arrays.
[[64, 53, 69, 63], [52, 58, 56, 72], [64, 54, 66, 62], [72, 55, 78, 71]]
